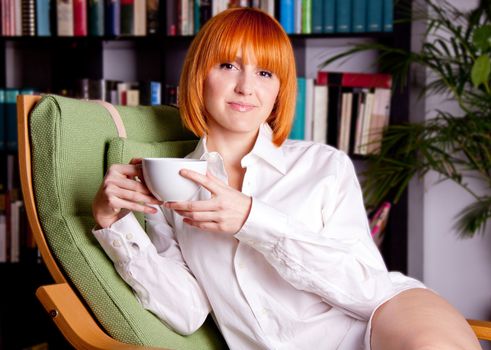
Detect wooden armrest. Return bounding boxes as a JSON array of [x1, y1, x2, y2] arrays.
[[36, 283, 168, 350], [468, 319, 491, 341]]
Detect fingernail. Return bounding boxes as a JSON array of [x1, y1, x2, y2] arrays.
[[180, 169, 188, 176]]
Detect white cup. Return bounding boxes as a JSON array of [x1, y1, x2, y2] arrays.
[[142, 158, 207, 202]]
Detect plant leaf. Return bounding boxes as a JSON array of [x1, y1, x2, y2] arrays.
[[472, 25, 491, 51], [471, 54, 491, 87]]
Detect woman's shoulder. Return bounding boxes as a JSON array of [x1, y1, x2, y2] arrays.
[[282, 139, 350, 164]]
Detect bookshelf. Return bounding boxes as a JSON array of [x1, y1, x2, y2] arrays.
[[0, 0, 410, 347]]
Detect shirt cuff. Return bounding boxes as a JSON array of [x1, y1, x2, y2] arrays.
[[235, 197, 290, 249], [363, 277, 428, 349], [92, 211, 152, 263]]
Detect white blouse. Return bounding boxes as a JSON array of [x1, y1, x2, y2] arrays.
[[93, 123, 425, 350]]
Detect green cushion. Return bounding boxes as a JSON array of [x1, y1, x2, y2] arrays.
[[105, 137, 198, 225], [30, 95, 226, 349]]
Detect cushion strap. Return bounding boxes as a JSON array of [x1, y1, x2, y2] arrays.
[[93, 100, 127, 138]]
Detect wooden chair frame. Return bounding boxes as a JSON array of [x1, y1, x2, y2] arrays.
[[16, 95, 491, 349]]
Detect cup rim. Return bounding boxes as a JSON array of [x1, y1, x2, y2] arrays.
[[142, 157, 206, 162]]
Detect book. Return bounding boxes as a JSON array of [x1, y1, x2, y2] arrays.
[[352, 0, 367, 32], [312, 81, 328, 144], [294, 0, 301, 34], [304, 78, 314, 141], [73, 0, 88, 36], [383, 0, 393, 32], [312, 0, 323, 34], [366, 87, 391, 154], [105, 0, 120, 36], [290, 77, 306, 140], [369, 201, 391, 248], [367, 0, 383, 32], [323, 0, 335, 33], [88, 0, 104, 36], [5, 89, 19, 152], [166, 0, 177, 35], [280, 0, 294, 34], [120, 0, 134, 35], [302, 0, 312, 34], [21, 0, 36, 36], [36, 0, 52, 36], [146, 0, 159, 34], [0, 89, 5, 151], [318, 71, 392, 89], [57, 0, 74, 36], [133, 0, 146, 35], [336, 0, 351, 33]]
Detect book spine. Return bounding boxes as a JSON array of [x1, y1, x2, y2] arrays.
[[16, 0, 23, 36], [88, 0, 104, 36], [120, 0, 134, 35], [146, 0, 159, 34], [0, 89, 5, 151], [133, 0, 146, 35], [312, 0, 323, 34], [166, 0, 177, 35], [301, 0, 312, 34], [5, 89, 20, 152], [294, 0, 301, 34], [342, 72, 392, 88], [199, 0, 212, 30], [291, 77, 306, 140], [57, 0, 74, 36], [304, 78, 314, 141], [150, 81, 161, 105], [193, 0, 200, 34], [323, 0, 335, 33], [367, 0, 382, 32], [352, 0, 366, 32], [312, 83, 328, 144], [335, 0, 351, 33], [36, 0, 52, 36], [105, 0, 120, 36], [279, 0, 294, 34], [383, 0, 393, 32], [23, 0, 36, 36], [73, 0, 88, 36]]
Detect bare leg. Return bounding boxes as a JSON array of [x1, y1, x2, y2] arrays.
[[371, 288, 481, 350]]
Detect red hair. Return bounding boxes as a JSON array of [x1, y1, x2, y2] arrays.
[[178, 7, 297, 146]]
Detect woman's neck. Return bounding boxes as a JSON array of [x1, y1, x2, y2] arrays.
[[206, 130, 258, 169]]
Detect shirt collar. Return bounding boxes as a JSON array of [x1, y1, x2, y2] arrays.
[[188, 123, 287, 175]]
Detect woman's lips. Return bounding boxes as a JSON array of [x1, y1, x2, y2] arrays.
[[228, 102, 255, 112]]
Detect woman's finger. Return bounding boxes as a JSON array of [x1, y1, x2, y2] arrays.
[[174, 209, 217, 222], [107, 176, 156, 198], [164, 199, 215, 211], [108, 195, 158, 215]]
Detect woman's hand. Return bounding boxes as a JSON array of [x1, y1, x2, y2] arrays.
[[164, 169, 252, 234], [92, 158, 162, 228]]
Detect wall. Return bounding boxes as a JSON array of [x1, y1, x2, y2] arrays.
[[407, 1, 491, 347]]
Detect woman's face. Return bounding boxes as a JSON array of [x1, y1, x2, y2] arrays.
[[203, 48, 280, 139]]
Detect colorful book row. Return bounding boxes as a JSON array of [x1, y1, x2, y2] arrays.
[[290, 71, 392, 156], [0, 0, 160, 37], [280, 0, 393, 34], [166, 0, 275, 36]]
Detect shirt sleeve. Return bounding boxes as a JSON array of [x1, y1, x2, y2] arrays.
[[92, 207, 211, 335], [234, 152, 425, 322]]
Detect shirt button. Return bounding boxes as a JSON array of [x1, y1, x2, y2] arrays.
[[112, 239, 122, 248], [125, 233, 133, 240]]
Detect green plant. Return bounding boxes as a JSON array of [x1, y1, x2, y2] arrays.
[[321, 0, 491, 237]]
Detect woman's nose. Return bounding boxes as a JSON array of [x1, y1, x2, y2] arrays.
[[234, 73, 254, 95]]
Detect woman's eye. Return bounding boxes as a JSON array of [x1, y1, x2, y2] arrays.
[[259, 70, 273, 78], [220, 63, 235, 70]]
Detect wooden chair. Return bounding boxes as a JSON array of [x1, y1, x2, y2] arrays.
[[17, 95, 491, 349], [17, 94, 225, 350]]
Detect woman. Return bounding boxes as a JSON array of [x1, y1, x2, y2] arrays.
[[92, 7, 481, 350]]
